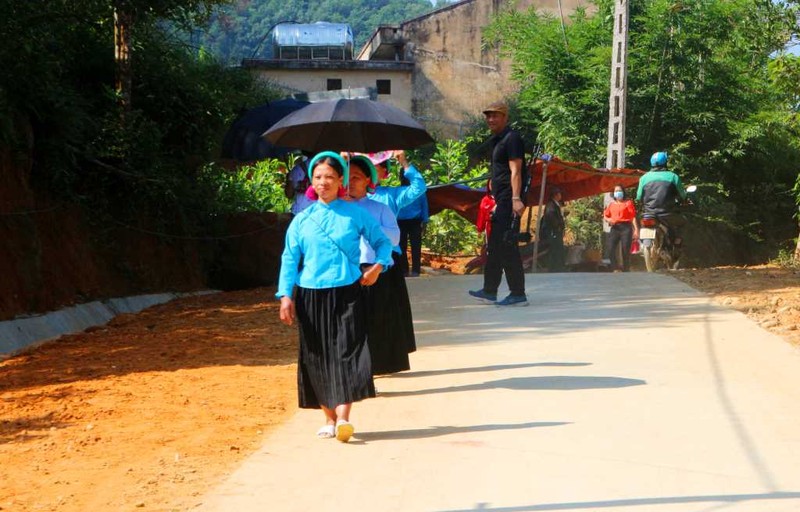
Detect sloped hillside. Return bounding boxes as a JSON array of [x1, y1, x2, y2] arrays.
[[195, 0, 449, 63]]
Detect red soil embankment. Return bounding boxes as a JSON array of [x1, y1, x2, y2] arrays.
[[0, 147, 288, 321]]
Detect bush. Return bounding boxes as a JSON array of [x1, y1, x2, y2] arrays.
[[201, 159, 292, 214], [424, 210, 484, 255], [412, 139, 489, 255], [772, 247, 800, 270], [565, 195, 604, 251]]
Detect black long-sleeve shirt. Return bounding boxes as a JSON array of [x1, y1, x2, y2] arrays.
[[540, 199, 565, 239]]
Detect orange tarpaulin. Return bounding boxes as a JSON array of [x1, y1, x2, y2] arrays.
[[427, 157, 645, 223]]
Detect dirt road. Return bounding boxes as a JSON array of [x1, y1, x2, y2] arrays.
[[1, 265, 798, 511]]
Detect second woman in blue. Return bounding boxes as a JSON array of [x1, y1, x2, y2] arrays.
[[348, 156, 411, 375], [277, 152, 393, 443], [364, 150, 422, 355]]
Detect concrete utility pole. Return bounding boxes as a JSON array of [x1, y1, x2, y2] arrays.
[[605, 0, 630, 169], [602, 0, 630, 265]]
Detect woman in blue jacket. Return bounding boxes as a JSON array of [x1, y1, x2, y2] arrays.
[[348, 155, 411, 375], [363, 150, 426, 355], [277, 152, 393, 443]]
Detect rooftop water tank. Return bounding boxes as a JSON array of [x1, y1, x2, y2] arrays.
[[271, 22, 354, 60]]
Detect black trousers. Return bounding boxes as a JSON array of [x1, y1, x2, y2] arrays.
[[483, 214, 526, 296], [398, 218, 423, 275], [608, 222, 633, 271], [546, 234, 566, 272]]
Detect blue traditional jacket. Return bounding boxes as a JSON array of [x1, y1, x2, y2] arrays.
[[350, 196, 400, 264], [368, 164, 426, 254], [276, 199, 393, 298], [369, 165, 427, 216], [397, 193, 429, 222]]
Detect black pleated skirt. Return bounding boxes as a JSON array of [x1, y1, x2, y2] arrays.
[[296, 282, 376, 410], [362, 252, 417, 375]]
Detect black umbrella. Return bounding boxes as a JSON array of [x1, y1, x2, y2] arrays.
[[221, 98, 310, 161], [262, 98, 434, 153]]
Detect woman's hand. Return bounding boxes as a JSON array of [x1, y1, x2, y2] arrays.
[[360, 264, 383, 286], [395, 150, 408, 169], [279, 296, 295, 326]]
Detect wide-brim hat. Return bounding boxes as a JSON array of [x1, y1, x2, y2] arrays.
[[360, 150, 394, 166]]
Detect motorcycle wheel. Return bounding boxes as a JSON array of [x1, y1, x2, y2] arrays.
[[670, 250, 682, 270], [643, 244, 657, 272], [660, 249, 673, 270], [663, 234, 680, 270]]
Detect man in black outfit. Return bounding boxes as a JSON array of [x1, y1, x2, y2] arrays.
[[469, 101, 528, 307]]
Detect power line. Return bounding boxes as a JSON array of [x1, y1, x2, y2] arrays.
[[0, 203, 64, 216]]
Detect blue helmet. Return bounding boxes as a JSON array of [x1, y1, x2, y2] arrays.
[[650, 152, 668, 168]]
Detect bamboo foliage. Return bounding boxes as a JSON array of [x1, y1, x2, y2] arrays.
[[484, 0, 800, 259]]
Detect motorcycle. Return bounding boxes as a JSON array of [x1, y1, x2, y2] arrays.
[[639, 185, 696, 272]]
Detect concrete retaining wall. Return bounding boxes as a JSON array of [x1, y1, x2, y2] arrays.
[[0, 291, 217, 357]]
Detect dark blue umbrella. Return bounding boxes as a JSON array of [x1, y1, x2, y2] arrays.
[[221, 98, 310, 161], [263, 98, 434, 153]]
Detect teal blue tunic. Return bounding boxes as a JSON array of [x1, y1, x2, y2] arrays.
[[277, 199, 393, 298]]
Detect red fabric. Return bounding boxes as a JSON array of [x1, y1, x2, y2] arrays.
[[604, 199, 637, 224], [528, 159, 642, 203], [427, 186, 485, 223], [426, 158, 645, 224], [305, 185, 347, 200], [476, 194, 496, 236]]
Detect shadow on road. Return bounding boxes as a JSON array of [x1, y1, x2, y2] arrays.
[[386, 362, 592, 379], [435, 491, 800, 511], [356, 421, 569, 442], [379, 375, 646, 398]]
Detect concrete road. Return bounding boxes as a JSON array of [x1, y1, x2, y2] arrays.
[[198, 273, 800, 512]]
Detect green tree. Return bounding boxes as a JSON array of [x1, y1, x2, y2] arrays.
[[0, 0, 278, 223], [485, 0, 800, 262], [769, 52, 800, 260]]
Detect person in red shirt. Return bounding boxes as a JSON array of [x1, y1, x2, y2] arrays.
[[603, 184, 639, 272]]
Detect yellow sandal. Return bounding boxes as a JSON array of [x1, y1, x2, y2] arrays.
[[335, 420, 354, 443]]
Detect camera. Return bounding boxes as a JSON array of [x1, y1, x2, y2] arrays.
[[502, 216, 532, 245], [504, 230, 532, 245]]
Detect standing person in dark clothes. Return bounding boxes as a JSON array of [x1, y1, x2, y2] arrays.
[[396, 172, 429, 277], [277, 151, 393, 443], [468, 101, 528, 307], [540, 187, 566, 272]]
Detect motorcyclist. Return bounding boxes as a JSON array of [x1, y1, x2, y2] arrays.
[[636, 152, 688, 246]]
